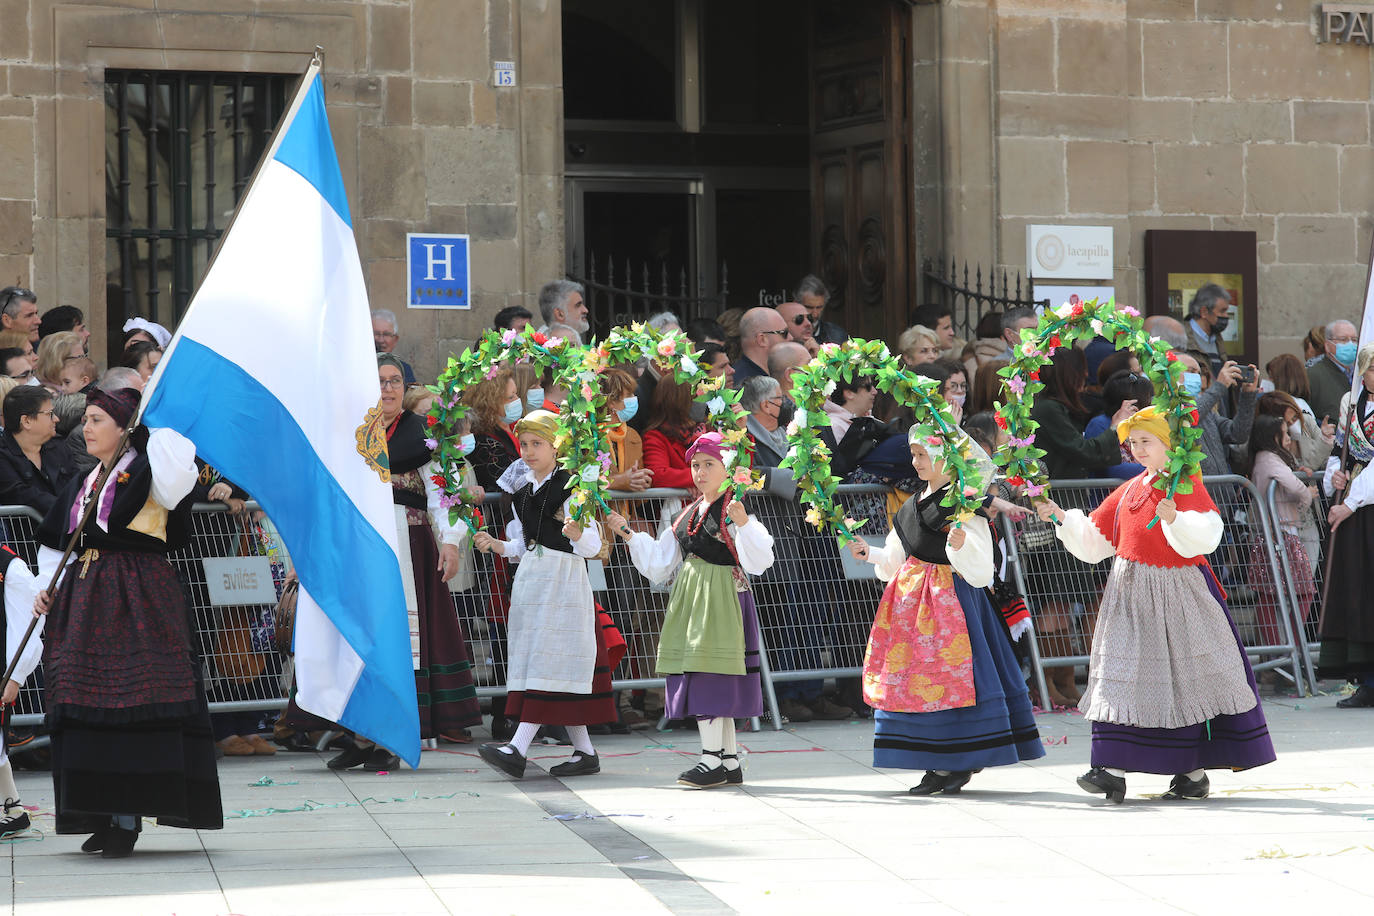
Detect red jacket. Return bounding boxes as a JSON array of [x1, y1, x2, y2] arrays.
[[641, 428, 694, 489]]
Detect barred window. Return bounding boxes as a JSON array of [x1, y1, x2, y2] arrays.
[[104, 71, 293, 337]]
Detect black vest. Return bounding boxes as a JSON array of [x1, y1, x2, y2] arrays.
[[514, 469, 574, 553], [37, 447, 193, 554], [892, 483, 977, 565], [388, 411, 434, 510], [672, 495, 736, 567]]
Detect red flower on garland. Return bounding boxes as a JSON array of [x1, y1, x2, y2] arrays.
[[1165, 350, 1177, 362], [426, 414, 438, 427], [1007, 475, 1026, 487], [1070, 303, 1085, 318], [430, 474, 446, 487], [1048, 334, 1062, 349], [532, 331, 549, 345], [995, 414, 1009, 430], [1189, 408, 1200, 425], [1029, 370, 1041, 381]]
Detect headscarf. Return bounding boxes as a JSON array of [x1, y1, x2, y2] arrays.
[[86, 387, 141, 430], [906, 420, 996, 492], [122, 317, 171, 348], [1116, 404, 1171, 449], [684, 430, 726, 463], [376, 353, 406, 375], [515, 409, 560, 446]]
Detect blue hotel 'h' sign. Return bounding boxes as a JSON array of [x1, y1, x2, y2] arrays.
[[406, 233, 471, 309]]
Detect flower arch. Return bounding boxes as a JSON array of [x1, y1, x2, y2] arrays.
[[993, 296, 1205, 506], [781, 338, 985, 545]]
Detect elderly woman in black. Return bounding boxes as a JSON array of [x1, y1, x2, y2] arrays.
[[0, 385, 77, 513], [34, 387, 221, 858]]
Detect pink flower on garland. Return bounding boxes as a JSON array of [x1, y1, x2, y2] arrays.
[[424, 437, 438, 450], [657, 338, 677, 357], [1025, 482, 1045, 497], [501, 328, 517, 345], [1007, 375, 1026, 395], [925, 435, 943, 447], [1007, 433, 1036, 448], [1121, 305, 1140, 318], [732, 467, 753, 486]]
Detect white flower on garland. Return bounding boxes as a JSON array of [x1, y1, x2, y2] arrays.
[[707, 395, 726, 415], [1054, 302, 1074, 319], [794, 409, 807, 428], [720, 448, 738, 467], [680, 356, 697, 375], [579, 463, 601, 483], [822, 379, 837, 397]]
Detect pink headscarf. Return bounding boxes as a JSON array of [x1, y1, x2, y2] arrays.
[[684, 430, 726, 463]]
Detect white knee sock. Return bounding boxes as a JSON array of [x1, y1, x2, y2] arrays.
[[0, 762, 18, 812], [721, 719, 740, 771], [696, 717, 725, 767], [507, 722, 540, 756], [565, 725, 595, 757], [1105, 767, 1126, 778], [1184, 768, 1205, 781]]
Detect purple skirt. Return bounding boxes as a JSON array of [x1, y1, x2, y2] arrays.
[[665, 590, 763, 720], [1090, 570, 1276, 775]]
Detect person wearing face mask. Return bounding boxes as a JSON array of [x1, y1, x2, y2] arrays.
[[1184, 284, 1233, 376], [1307, 319, 1361, 427], [1177, 351, 1257, 477]]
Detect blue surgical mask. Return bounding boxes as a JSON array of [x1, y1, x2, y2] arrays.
[[616, 396, 639, 423], [458, 433, 476, 456], [503, 398, 524, 424], [526, 387, 545, 409], [1336, 341, 1359, 366], [1182, 372, 1203, 397]]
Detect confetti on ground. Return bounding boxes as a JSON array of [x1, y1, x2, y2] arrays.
[[1041, 736, 1069, 746], [225, 789, 480, 819], [1250, 845, 1374, 860], [546, 812, 649, 821], [248, 776, 299, 787]]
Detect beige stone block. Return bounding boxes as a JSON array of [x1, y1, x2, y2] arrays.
[[1155, 144, 1244, 214], [1191, 100, 1290, 143], [999, 92, 1125, 140], [1246, 145, 1340, 214], [1293, 101, 1368, 145], [1231, 23, 1369, 101], [328, 104, 360, 217], [997, 0, 1120, 18], [360, 219, 409, 262], [1340, 146, 1374, 214], [1128, 0, 1196, 18], [519, 0, 561, 88], [521, 174, 562, 282], [413, 0, 486, 81], [1197, 0, 1310, 22], [0, 199, 33, 256], [0, 0, 28, 60], [1126, 214, 1213, 267], [468, 204, 517, 240], [0, 98, 32, 118], [0, 117, 34, 200], [1258, 264, 1366, 334], [1141, 21, 1227, 98], [1126, 19, 1143, 97], [428, 205, 470, 234], [472, 239, 520, 294], [359, 127, 426, 219], [995, 16, 1054, 92], [948, 1, 990, 61], [383, 77, 411, 126], [1258, 241, 1277, 266], [370, 2, 410, 73], [425, 128, 517, 206], [1127, 99, 1192, 141], [7, 65, 51, 98], [471, 81, 518, 128], [1127, 144, 1155, 212], [1057, 19, 1127, 96], [997, 137, 1066, 216], [489, 0, 513, 60], [414, 81, 473, 127], [367, 258, 408, 313], [1211, 214, 1276, 243], [1066, 140, 1129, 214], [1276, 216, 1356, 264], [520, 88, 562, 177], [0, 256, 29, 290]]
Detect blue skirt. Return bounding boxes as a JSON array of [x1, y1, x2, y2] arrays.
[[873, 577, 1045, 772]]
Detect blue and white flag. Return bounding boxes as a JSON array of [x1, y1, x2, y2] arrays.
[[141, 61, 419, 766]]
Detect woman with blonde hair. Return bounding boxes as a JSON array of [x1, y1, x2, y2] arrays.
[[35, 331, 84, 392], [0, 332, 35, 374], [897, 325, 940, 369], [462, 367, 522, 491]]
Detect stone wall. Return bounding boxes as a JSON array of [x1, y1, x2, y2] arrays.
[[0, 0, 562, 381], [935, 0, 1374, 362]]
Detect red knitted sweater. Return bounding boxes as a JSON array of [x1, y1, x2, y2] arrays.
[[1088, 473, 1219, 568]]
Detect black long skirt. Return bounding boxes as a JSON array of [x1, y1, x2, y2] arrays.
[[1317, 504, 1374, 679], [44, 549, 223, 833]]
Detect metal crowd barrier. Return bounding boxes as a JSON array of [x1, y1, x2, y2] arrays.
[[1264, 474, 1330, 689]]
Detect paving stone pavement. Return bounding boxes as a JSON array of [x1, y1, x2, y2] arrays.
[[3, 695, 1373, 915]]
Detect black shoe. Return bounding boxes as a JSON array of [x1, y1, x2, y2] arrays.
[[1077, 766, 1127, 804], [908, 770, 972, 796], [678, 752, 728, 789], [549, 752, 600, 777], [1160, 772, 1210, 800], [490, 717, 516, 742], [478, 742, 527, 779], [326, 743, 372, 770], [80, 827, 108, 853], [1337, 685, 1374, 708], [721, 753, 743, 785], [0, 808, 29, 838], [101, 826, 138, 859], [274, 732, 318, 752], [362, 747, 400, 772]]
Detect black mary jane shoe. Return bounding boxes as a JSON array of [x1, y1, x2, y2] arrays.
[[908, 770, 973, 796], [326, 743, 372, 771], [362, 748, 400, 772], [1160, 772, 1210, 800], [677, 753, 728, 789], [478, 742, 527, 779], [80, 826, 109, 853], [721, 753, 744, 786], [101, 826, 138, 859], [1336, 685, 1374, 708], [549, 752, 601, 777], [1077, 766, 1127, 805], [274, 732, 318, 753]]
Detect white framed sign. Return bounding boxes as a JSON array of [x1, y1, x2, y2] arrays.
[[1027, 225, 1114, 280], [202, 557, 279, 606]]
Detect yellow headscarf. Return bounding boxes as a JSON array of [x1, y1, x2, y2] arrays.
[[1116, 404, 1171, 448], [515, 409, 560, 447]]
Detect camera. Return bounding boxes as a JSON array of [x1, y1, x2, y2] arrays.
[[1240, 365, 1256, 384]]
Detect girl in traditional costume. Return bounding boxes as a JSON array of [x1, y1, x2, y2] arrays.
[[848, 423, 1044, 796], [34, 387, 222, 857], [473, 409, 615, 778], [1035, 406, 1276, 803], [607, 431, 775, 789]]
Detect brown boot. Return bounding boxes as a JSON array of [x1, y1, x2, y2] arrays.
[[1055, 666, 1082, 705]]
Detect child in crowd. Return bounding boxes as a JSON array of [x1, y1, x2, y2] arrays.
[[473, 410, 613, 778], [1035, 406, 1275, 804], [1245, 414, 1317, 650], [848, 424, 1044, 796], [606, 431, 776, 789], [59, 357, 97, 395]]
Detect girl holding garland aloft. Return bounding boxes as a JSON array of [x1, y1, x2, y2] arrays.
[[607, 431, 775, 789], [1034, 406, 1276, 804], [473, 409, 619, 779], [848, 423, 1044, 796]]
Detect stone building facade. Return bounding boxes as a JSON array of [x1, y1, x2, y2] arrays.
[[1, 0, 1370, 377]]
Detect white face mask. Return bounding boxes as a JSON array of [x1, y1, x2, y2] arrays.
[[1288, 420, 1302, 439], [948, 393, 966, 408]]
